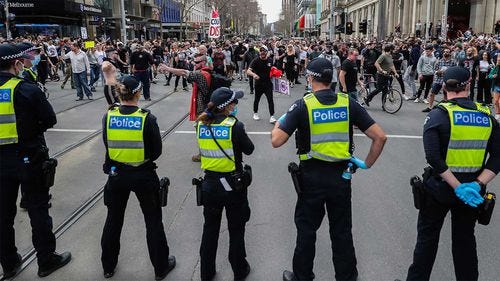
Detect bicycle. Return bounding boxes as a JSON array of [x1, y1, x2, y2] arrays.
[[358, 72, 403, 114]]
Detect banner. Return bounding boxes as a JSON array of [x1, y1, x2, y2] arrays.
[[209, 7, 220, 39], [273, 78, 290, 96]]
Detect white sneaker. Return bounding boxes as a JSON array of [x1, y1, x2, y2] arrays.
[[423, 99, 429, 104], [414, 98, 420, 103], [403, 94, 411, 101], [269, 116, 277, 123], [253, 113, 260, 120]]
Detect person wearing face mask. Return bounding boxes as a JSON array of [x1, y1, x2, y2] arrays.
[[15, 42, 42, 84], [0, 44, 71, 279], [195, 87, 254, 281]]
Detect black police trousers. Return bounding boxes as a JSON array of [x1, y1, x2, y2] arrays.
[[407, 192, 479, 281], [200, 176, 251, 281], [293, 166, 358, 281], [0, 147, 56, 272], [101, 169, 170, 276]]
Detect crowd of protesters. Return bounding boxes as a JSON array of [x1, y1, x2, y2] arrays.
[[3, 29, 500, 121]]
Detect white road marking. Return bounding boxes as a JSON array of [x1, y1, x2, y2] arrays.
[[48, 129, 97, 133], [175, 130, 423, 139]]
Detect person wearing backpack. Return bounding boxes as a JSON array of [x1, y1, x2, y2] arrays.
[[159, 54, 232, 161]]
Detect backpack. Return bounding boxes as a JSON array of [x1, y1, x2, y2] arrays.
[[200, 69, 233, 105]]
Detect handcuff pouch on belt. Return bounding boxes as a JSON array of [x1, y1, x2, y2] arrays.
[[208, 125, 252, 192], [410, 166, 435, 210], [478, 192, 496, 226], [159, 177, 170, 207], [192, 177, 204, 206], [31, 146, 57, 189], [288, 162, 302, 194]]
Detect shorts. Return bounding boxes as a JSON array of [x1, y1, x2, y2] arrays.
[[431, 83, 443, 94], [493, 85, 500, 93]]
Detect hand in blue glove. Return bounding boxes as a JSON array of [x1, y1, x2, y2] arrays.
[[350, 156, 368, 170], [464, 181, 481, 192], [455, 183, 484, 207]]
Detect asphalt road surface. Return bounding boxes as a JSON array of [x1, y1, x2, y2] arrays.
[[3, 74, 500, 281]]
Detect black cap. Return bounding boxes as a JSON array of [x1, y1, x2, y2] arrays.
[[443, 66, 470, 88], [0, 44, 32, 62], [120, 75, 143, 93], [306, 57, 333, 83], [15, 42, 41, 58], [210, 87, 244, 109]]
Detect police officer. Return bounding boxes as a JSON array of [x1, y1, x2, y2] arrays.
[[196, 87, 254, 281], [271, 58, 387, 281], [100, 75, 175, 280], [0, 44, 71, 279], [406, 66, 500, 281], [15, 42, 41, 84]]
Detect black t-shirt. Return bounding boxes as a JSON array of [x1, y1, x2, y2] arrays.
[[102, 105, 162, 172], [249, 57, 273, 86], [341, 58, 358, 92], [423, 98, 500, 178], [130, 51, 153, 71], [279, 89, 375, 168]]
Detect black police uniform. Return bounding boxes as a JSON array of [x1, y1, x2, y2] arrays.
[[101, 104, 173, 278], [0, 72, 68, 275], [406, 98, 500, 281], [199, 114, 254, 281], [279, 89, 375, 281]]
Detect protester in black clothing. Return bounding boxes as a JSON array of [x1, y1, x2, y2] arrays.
[[130, 45, 154, 101], [243, 44, 259, 94], [339, 48, 363, 100], [247, 46, 276, 123], [362, 42, 380, 76]]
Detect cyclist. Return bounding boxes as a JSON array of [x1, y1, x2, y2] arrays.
[[364, 44, 399, 107]]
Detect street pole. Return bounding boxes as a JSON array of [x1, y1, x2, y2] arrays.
[[4, 0, 11, 40], [329, 0, 335, 41], [120, 0, 127, 43], [425, 0, 431, 40], [443, 0, 449, 39]]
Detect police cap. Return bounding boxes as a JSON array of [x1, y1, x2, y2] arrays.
[[210, 87, 244, 109], [0, 44, 31, 62], [306, 57, 333, 83], [443, 66, 470, 88], [120, 75, 143, 94]]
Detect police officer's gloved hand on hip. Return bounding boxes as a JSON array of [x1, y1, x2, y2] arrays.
[[350, 156, 369, 170], [454, 182, 484, 207]]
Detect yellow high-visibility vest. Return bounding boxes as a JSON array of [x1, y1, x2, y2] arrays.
[[197, 117, 236, 172], [300, 93, 351, 162], [0, 78, 22, 145]]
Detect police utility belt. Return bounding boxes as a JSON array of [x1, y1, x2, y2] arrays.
[[192, 124, 252, 206], [410, 167, 496, 226]]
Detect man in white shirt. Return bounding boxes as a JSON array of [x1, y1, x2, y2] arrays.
[[63, 42, 92, 100]]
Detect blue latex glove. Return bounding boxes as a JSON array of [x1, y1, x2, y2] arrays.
[[455, 183, 484, 207], [464, 181, 481, 192], [278, 113, 287, 124], [350, 156, 368, 170]]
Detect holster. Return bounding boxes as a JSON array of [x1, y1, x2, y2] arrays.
[[192, 177, 204, 206], [231, 164, 252, 192], [478, 192, 496, 226], [159, 177, 170, 207], [288, 162, 302, 194], [41, 158, 57, 188], [410, 175, 426, 210]]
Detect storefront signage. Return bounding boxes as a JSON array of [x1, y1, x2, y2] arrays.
[[8, 2, 35, 8], [80, 3, 102, 14]]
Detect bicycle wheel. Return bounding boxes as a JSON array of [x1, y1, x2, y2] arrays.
[[382, 88, 403, 114]]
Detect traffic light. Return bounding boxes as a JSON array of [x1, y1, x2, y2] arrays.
[[346, 22, 353, 35], [359, 20, 367, 34], [336, 24, 345, 34]]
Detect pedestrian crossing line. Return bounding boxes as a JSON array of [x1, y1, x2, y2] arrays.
[[48, 128, 98, 133], [174, 130, 423, 139]]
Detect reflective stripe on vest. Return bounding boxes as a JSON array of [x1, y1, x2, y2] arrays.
[[24, 68, 37, 82], [197, 117, 236, 173], [440, 102, 492, 173], [106, 107, 148, 166], [300, 93, 351, 162], [0, 78, 22, 145]]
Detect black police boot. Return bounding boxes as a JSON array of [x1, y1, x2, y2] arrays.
[[2, 253, 22, 279], [37, 252, 71, 277], [104, 269, 115, 279], [282, 270, 297, 281], [234, 263, 251, 281], [155, 255, 176, 280]]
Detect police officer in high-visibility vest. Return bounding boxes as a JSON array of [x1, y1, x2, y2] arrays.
[[101, 75, 175, 280], [15, 42, 41, 84], [406, 66, 500, 281], [196, 87, 254, 281], [0, 44, 71, 279], [271, 58, 387, 281]]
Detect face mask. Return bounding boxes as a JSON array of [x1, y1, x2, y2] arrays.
[[230, 105, 238, 116], [31, 54, 41, 66]]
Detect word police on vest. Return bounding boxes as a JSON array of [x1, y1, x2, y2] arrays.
[[0, 89, 11, 102], [453, 111, 491, 127], [199, 126, 230, 139], [312, 107, 348, 124], [109, 116, 143, 130]]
